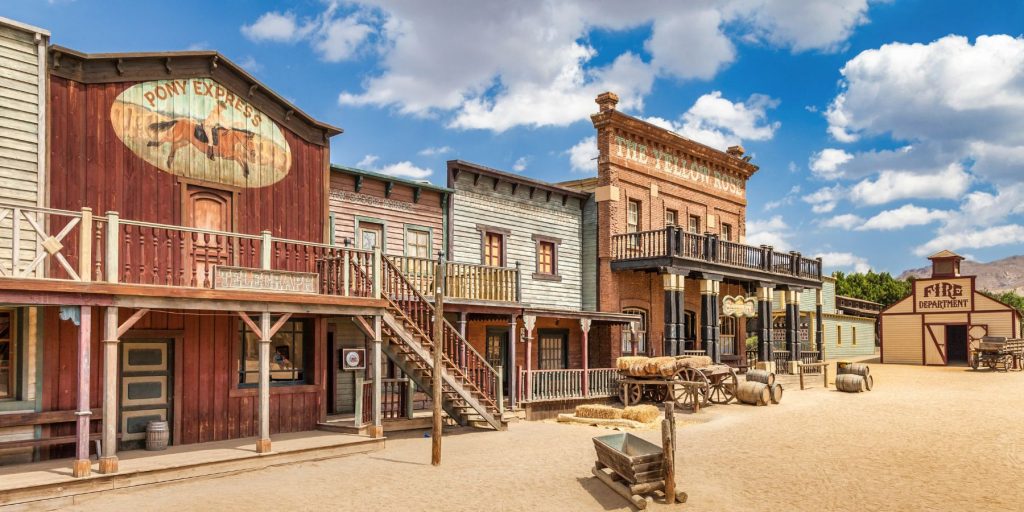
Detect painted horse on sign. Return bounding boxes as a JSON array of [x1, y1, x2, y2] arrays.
[[146, 101, 259, 177]]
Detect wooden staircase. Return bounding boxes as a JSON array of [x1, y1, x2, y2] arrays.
[[356, 257, 507, 431]]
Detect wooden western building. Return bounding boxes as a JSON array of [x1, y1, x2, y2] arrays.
[[880, 251, 1021, 365]]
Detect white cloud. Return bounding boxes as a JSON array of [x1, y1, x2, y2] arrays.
[[815, 251, 871, 273], [802, 185, 844, 213], [857, 204, 949, 231], [512, 157, 528, 172], [849, 163, 970, 205], [378, 161, 432, 179], [820, 213, 863, 230], [763, 184, 800, 211], [567, 136, 598, 174], [356, 154, 379, 168], [915, 224, 1024, 257], [643, 92, 779, 150], [235, 0, 878, 132], [808, 148, 853, 179], [236, 56, 262, 73], [418, 146, 452, 156], [745, 215, 791, 250]]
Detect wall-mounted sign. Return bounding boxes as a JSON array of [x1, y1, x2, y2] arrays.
[[213, 266, 318, 294], [914, 277, 972, 312], [613, 135, 746, 198], [110, 78, 292, 188], [722, 295, 757, 317], [341, 348, 366, 371]]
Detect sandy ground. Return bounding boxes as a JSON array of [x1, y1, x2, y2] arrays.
[[70, 361, 1024, 512]]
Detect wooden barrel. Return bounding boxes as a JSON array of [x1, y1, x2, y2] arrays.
[[735, 381, 770, 406], [769, 383, 783, 404], [746, 369, 775, 386], [835, 374, 865, 393], [863, 374, 874, 391], [146, 421, 170, 451], [838, 363, 870, 378]]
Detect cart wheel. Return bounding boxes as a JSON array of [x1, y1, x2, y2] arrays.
[[674, 368, 710, 407], [970, 354, 980, 370], [708, 368, 738, 405], [987, 358, 997, 370], [618, 383, 644, 405], [646, 386, 668, 403]]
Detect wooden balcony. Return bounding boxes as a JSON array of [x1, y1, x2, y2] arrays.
[[387, 255, 519, 304], [611, 227, 822, 286], [0, 204, 384, 312]]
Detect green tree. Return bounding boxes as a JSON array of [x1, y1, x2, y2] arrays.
[[980, 290, 1024, 324], [832, 270, 912, 309]]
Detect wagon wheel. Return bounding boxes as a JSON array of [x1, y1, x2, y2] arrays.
[[1003, 355, 1014, 372], [970, 353, 980, 370], [707, 368, 739, 405], [673, 367, 710, 408], [618, 382, 643, 405], [646, 385, 668, 403], [986, 357, 998, 370]]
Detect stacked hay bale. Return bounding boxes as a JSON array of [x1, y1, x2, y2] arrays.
[[615, 355, 712, 378], [836, 363, 874, 392], [561, 404, 662, 429], [575, 404, 623, 420], [745, 370, 783, 405]]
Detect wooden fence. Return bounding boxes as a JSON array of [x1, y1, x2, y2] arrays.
[[517, 368, 619, 402], [388, 255, 519, 303]]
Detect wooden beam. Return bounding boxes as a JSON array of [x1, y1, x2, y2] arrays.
[[529, 186, 536, 199], [413, 187, 421, 203], [511, 183, 519, 195], [562, 195, 568, 206], [473, 172, 480, 186], [268, 313, 293, 338], [237, 312, 262, 338], [546, 191, 552, 202], [354, 175, 363, 192], [116, 308, 150, 338], [352, 315, 375, 339], [451, 168, 461, 183], [493, 178, 501, 191]]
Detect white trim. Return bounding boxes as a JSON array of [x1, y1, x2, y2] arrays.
[[0, 16, 50, 36]]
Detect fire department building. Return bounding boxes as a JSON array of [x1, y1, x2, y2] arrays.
[[880, 251, 1021, 365]]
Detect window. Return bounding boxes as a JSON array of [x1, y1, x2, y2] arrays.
[[484, 232, 504, 266], [836, 325, 842, 346], [239, 319, 311, 385], [719, 316, 737, 356], [852, 326, 857, 345], [406, 227, 431, 258], [627, 200, 640, 233], [538, 330, 568, 370], [537, 241, 555, 275], [721, 223, 733, 242], [621, 308, 648, 355], [688, 215, 701, 234], [358, 222, 384, 250], [0, 312, 13, 399], [665, 209, 678, 227]]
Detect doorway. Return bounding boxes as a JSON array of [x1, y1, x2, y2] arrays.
[[119, 339, 174, 450], [946, 325, 969, 363], [358, 222, 384, 251], [485, 328, 510, 394], [182, 184, 234, 287]]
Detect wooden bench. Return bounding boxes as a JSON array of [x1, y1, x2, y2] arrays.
[[798, 362, 829, 390], [0, 409, 103, 456]]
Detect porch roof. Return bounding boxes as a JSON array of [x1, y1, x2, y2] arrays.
[[522, 307, 641, 325]]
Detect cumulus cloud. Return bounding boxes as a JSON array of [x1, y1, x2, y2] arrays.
[[643, 92, 780, 150], [567, 136, 598, 173], [242, 12, 306, 42], [815, 251, 871, 273], [745, 215, 791, 250], [808, 148, 853, 179], [915, 224, 1024, 257], [356, 154, 379, 168], [512, 157, 528, 172], [858, 204, 949, 231], [763, 185, 801, 211], [848, 163, 970, 205], [241, 4, 372, 62], [802, 185, 844, 213], [820, 213, 863, 230], [353, 154, 431, 179], [418, 146, 452, 156]]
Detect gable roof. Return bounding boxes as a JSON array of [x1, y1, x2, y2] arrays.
[[928, 249, 964, 260], [447, 160, 590, 200]]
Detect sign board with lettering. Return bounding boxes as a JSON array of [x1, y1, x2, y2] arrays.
[[613, 135, 746, 199], [213, 266, 319, 294], [914, 277, 973, 313], [722, 295, 757, 317]]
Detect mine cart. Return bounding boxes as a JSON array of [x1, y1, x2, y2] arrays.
[[970, 337, 1024, 372], [616, 356, 738, 412]]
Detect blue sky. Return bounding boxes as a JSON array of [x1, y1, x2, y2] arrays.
[[8, 0, 1024, 275]]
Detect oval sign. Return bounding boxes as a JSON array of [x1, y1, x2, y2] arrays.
[[110, 78, 292, 188]]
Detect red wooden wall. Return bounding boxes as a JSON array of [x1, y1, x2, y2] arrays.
[[41, 308, 326, 447], [48, 77, 327, 243]]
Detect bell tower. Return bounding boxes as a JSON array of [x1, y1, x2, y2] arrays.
[[928, 250, 964, 278]]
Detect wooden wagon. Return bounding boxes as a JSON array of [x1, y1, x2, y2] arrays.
[[970, 337, 1024, 372], [618, 364, 739, 412]]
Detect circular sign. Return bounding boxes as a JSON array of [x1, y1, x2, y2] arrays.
[[110, 78, 292, 188], [345, 351, 361, 368]]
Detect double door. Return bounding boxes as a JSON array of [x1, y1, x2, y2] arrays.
[[119, 339, 174, 450]]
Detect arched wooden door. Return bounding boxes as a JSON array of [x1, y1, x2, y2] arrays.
[[183, 185, 233, 288]]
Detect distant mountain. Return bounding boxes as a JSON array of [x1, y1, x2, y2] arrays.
[[899, 255, 1024, 294]]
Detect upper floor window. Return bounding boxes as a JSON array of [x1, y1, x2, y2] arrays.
[[688, 215, 701, 234], [537, 241, 555, 275], [406, 227, 431, 259], [627, 200, 641, 233], [665, 209, 678, 227], [484, 232, 504, 267], [721, 223, 733, 242], [0, 312, 13, 400]]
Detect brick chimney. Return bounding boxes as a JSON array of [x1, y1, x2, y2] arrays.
[[596, 92, 619, 112]]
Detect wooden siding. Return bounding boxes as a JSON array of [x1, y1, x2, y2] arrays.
[[330, 318, 367, 413], [885, 296, 914, 314], [974, 293, 1011, 311], [881, 314, 923, 364], [821, 314, 875, 358], [47, 76, 326, 243], [581, 198, 597, 311], [40, 308, 325, 448], [924, 313, 968, 324], [451, 172, 583, 309], [972, 312, 1016, 338], [328, 172, 444, 256]]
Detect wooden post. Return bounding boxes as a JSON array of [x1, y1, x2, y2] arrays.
[[256, 311, 272, 453], [508, 315, 517, 410], [354, 376, 365, 426], [496, 365, 504, 416], [523, 315, 536, 400], [260, 230, 272, 270], [662, 401, 676, 505], [431, 253, 446, 466], [824, 364, 829, 389], [404, 377, 415, 419], [372, 316, 383, 437], [372, 246, 383, 299], [105, 211, 119, 283], [78, 208, 92, 282], [99, 306, 119, 474], [580, 318, 591, 397], [73, 306, 92, 478]]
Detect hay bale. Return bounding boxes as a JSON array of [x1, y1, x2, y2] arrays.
[[575, 404, 623, 420], [616, 356, 648, 371], [643, 357, 675, 376], [621, 405, 660, 423], [674, 356, 712, 370]]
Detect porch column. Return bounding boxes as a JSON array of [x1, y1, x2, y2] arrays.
[[784, 288, 802, 366], [73, 306, 93, 478], [371, 315, 383, 438], [756, 284, 774, 364], [662, 271, 686, 356], [522, 315, 536, 400], [699, 277, 721, 363], [815, 288, 825, 361], [257, 311, 272, 454], [99, 307, 119, 474], [508, 314, 517, 410], [580, 318, 591, 397]]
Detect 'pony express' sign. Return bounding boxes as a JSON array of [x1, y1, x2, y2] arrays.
[[614, 135, 746, 198], [213, 266, 318, 294], [914, 277, 972, 312], [110, 78, 292, 188]]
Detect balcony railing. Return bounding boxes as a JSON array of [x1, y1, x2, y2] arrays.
[[0, 204, 378, 298], [612, 227, 822, 281], [388, 255, 519, 303], [517, 367, 619, 402]]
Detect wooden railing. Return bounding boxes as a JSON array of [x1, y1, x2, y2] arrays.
[[381, 378, 412, 420], [380, 256, 500, 415], [0, 203, 379, 298], [358, 379, 373, 426], [517, 368, 619, 402], [588, 369, 620, 398], [611, 227, 822, 281], [387, 255, 519, 303]]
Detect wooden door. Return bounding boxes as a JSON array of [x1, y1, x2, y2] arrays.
[[183, 185, 233, 287], [946, 325, 968, 363], [120, 339, 174, 450], [485, 328, 509, 392]]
